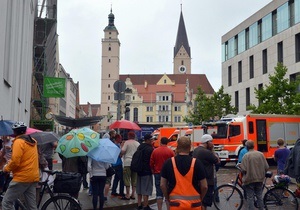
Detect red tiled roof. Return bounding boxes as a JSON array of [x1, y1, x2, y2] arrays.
[[120, 74, 214, 95], [79, 103, 100, 117]]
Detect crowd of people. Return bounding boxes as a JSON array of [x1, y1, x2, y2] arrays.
[[1, 121, 299, 210]]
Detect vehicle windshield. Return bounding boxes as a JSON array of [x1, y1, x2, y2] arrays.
[[212, 124, 228, 138]]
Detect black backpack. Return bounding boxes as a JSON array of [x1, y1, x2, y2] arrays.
[[130, 149, 143, 173]]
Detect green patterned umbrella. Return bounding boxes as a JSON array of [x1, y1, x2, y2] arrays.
[[56, 127, 99, 158]]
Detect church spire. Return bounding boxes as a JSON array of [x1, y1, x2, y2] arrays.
[[174, 7, 190, 58], [173, 5, 191, 74]]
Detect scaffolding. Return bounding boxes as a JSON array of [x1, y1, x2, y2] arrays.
[[31, 0, 57, 130]]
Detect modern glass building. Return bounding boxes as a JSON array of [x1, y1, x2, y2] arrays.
[[222, 0, 300, 114]]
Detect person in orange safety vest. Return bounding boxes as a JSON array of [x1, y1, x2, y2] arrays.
[[160, 136, 208, 209]]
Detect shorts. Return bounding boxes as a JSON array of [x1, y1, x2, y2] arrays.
[[136, 175, 153, 196], [202, 185, 214, 207], [123, 166, 137, 187], [106, 176, 112, 185], [154, 174, 163, 199]]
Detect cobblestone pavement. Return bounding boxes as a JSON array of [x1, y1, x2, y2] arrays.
[[52, 160, 297, 210]]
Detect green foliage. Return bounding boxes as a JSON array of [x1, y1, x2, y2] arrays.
[[183, 86, 237, 124], [248, 63, 300, 114]]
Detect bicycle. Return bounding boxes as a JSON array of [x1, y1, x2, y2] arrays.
[[0, 169, 82, 210], [213, 165, 298, 210]]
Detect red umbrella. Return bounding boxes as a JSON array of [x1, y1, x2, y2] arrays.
[[109, 120, 141, 130]]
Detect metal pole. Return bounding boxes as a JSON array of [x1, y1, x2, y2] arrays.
[[117, 100, 121, 120]]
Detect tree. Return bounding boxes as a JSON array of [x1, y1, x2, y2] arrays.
[[184, 86, 236, 124], [248, 63, 300, 114], [212, 86, 237, 119]]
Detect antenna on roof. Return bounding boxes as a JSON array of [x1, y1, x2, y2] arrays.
[[110, 3, 112, 13], [180, 0, 183, 11]]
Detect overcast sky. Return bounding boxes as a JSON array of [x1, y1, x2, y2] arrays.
[[57, 0, 272, 104]]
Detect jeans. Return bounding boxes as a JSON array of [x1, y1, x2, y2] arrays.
[[154, 174, 163, 199], [82, 173, 88, 188], [90, 176, 106, 210], [2, 181, 38, 210], [244, 182, 263, 210], [112, 164, 124, 195]]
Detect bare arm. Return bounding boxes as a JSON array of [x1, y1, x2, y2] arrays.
[[160, 177, 169, 202], [199, 178, 208, 201]]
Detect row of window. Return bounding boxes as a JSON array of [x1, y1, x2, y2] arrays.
[[234, 71, 299, 112], [222, 0, 300, 62], [145, 115, 182, 123], [228, 34, 300, 86]]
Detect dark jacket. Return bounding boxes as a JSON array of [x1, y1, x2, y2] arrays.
[[284, 138, 300, 178], [137, 142, 153, 176]]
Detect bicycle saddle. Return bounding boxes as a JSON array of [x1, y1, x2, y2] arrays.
[[265, 171, 273, 178]]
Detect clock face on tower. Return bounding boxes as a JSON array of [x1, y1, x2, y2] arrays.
[[179, 65, 186, 74]]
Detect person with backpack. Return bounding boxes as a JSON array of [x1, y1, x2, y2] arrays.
[[134, 134, 154, 210], [120, 131, 139, 200], [2, 122, 39, 210]]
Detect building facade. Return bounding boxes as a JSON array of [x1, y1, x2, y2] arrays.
[[222, 0, 300, 114], [100, 8, 214, 130], [0, 0, 38, 124]]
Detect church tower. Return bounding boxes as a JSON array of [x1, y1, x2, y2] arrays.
[[173, 6, 191, 74], [100, 8, 120, 130]]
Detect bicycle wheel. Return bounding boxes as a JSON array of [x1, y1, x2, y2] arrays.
[[213, 184, 244, 210], [41, 195, 81, 210], [264, 187, 298, 210]]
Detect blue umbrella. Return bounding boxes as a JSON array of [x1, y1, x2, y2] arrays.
[[87, 138, 121, 164], [0, 120, 15, 136]]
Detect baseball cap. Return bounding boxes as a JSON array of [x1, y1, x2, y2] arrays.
[[144, 134, 153, 140], [200, 134, 213, 143]]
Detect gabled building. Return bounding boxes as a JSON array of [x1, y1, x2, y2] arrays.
[[100, 7, 214, 130]]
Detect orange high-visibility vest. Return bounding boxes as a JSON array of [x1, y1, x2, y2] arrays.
[[169, 157, 202, 209]]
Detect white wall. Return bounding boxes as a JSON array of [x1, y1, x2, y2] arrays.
[[0, 0, 37, 124]]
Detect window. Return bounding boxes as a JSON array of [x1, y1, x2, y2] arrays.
[[108, 95, 110, 100], [278, 41, 283, 63], [296, 0, 300, 24], [109, 59, 111, 63], [262, 49, 268, 74], [108, 47, 111, 51], [133, 108, 138, 122], [164, 79, 166, 84], [296, 33, 300, 62], [146, 116, 153, 122], [238, 30, 246, 54], [174, 116, 181, 123], [181, 60, 184, 65], [228, 37, 235, 59], [228, 66, 232, 87], [235, 91, 239, 112], [108, 74, 110, 78], [246, 88, 250, 110], [277, 3, 289, 33], [146, 106, 153, 112], [249, 55, 254, 79], [238, 61, 242, 83], [290, 73, 300, 92], [258, 20, 262, 43], [108, 84, 110, 88], [107, 106, 110, 111], [258, 83, 263, 105], [249, 22, 258, 48], [174, 106, 181, 111], [262, 13, 273, 41]]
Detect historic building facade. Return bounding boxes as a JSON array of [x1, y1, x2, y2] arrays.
[[222, 0, 300, 114], [100, 8, 214, 130]]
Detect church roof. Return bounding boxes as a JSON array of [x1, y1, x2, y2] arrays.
[[174, 10, 190, 57], [104, 9, 118, 31], [119, 74, 215, 98]]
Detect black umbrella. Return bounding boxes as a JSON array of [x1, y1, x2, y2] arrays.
[[53, 115, 103, 128]]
